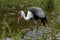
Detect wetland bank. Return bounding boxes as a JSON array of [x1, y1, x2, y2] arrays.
[[0, 0, 60, 40]]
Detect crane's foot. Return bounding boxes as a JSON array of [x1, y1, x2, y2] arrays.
[[21, 31, 26, 38], [21, 29, 29, 38], [29, 26, 33, 31], [46, 24, 48, 27], [44, 24, 49, 27], [36, 26, 39, 32]]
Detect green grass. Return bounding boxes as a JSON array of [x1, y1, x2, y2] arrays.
[[0, 0, 60, 40]]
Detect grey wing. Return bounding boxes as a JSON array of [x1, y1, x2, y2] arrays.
[[36, 8, 45, 18], [28, 7, 37, 14], [28, 7, 45, 18]]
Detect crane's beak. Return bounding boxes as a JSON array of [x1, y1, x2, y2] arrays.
[[17, 15, 21, 23]]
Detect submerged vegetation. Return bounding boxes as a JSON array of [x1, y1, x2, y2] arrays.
[[0, 0, 60, 40]]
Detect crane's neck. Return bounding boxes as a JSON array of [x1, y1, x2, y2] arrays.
[[21, 11, 33, 20], [21, 11, 27, 20]]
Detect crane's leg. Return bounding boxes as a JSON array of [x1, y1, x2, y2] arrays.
[[30, 20, 33, 30], [44, 17, 48, 27], [34, 21, 39, 32]]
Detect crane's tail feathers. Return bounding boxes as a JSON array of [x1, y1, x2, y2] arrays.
[[40, 17, 48, 27], [40, 18, 45, 26]]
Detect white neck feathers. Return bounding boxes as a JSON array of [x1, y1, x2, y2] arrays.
[[21, 11, 33, 20]]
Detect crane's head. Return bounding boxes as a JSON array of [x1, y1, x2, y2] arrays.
[[17, 11, 24, 23]]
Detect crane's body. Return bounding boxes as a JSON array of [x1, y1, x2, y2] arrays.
[[18, 7, 48, 26], [18, 7, 48, 38], [28, 7, 45, 19]]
